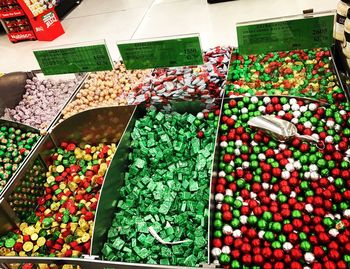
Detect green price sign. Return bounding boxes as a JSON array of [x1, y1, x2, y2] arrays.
[[33, 44, 113, 75], [237, 15, 335, 55], [117, 35, 203, 70]]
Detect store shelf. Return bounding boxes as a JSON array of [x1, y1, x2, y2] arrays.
[[0, 9, 24, 19]]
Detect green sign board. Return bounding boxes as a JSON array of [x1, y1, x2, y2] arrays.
[[33, 44, 113, 75], [117, 35, 203, 70], [237, 15, 334, 55]]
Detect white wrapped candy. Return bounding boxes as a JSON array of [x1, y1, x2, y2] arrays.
[[211, 248, 221, 257], [215, 193, 224, 202], [222, 225, 233, 235], [283, 242, 293, 252], [239, 215, 247, 224], [222, 246, 231, 254], [329, 228, 339, 237], [304, 252, 315, 264], [305, 204, 313, 213], [232, 229, 242, 238], [220, 141, 228, 148]]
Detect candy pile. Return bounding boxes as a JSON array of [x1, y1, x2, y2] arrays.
[[8, 159, 46, 220], [61, 62, 150, 120], [0, 142, 116, 257], [226, 48, 346, 103], [212, 96, 350, 268], [23, 0, 58, 16], [129, 46, 232, 105], [3, 76, 82, 130], [102, 107, 219, 266], [0, 125, 39, 193]]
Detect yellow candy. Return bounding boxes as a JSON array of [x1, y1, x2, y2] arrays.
[[20, 223, 28, 231], [50, 202, 60, 211], [70, 223, 78, 232], [30, 233, 38, 241], [68, 181, 78, 191], [59, 182, 66, 190], [6, 251, 16, 256], [72, 250, 80, 256], [57, 155, 63, 161], [19, 251, 27, 257], [44, 208, 51, 216], [23, 242, 33, 252], [37, 237, 46, 247], [84, 154, 92, 161], [33, 245, 39, 253], [23, 226, 35, 236], [47, 176, 55, 184], [56, 165, 65, 173], [81, 233, 90, 243], [75, 228, 84, 237]]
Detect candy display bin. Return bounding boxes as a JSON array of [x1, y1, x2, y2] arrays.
[[210, 95, 350, 268], [91, 99, 223, 268], [0, 105, 135, 266], [0, 119, 43, 207], [225, 47, 349, 104], [0, 72, 87, 132]]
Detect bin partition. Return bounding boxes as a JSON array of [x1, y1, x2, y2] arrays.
[[91, 99, 223, 268], [0, 105, 136, 236]]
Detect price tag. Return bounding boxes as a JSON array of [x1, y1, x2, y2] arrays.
[[237, 14, 334, 55], [33, 42, 113, 75], [117, 34, 203, 70]]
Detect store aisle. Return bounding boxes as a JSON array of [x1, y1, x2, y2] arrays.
[[0, 0, 338, 73]]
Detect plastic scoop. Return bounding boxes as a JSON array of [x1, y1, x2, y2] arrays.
[[248, 115, 325, 149]]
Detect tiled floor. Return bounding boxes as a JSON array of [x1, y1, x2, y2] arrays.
[[0, 0, 338, 73]]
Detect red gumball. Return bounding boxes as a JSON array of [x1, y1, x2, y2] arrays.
[[221, 203, 230, 212], [273, 249, 284, 260], [222, 211, 233, 221], [328, 241, 339, 250], [288, 233, 299, 244], [263, 263, 273, 269], [231, 249, 240, 259], [241, 243, 251, 254], [313, 246, 325, 258], [319, 232, 330, 244], [234, 238, 243, 249], [224, 235, 234, 246], [253, 254, 264, 265], [262, 247, 272, 258], [312, 263, 323, 269], [290, 248, 302, 259], [223, 154, 232, 163], [283, 223, 293, 234], [324, 261, 336, 269], [274, 261, 285, 269], [337, 261, 347, 269], [212, 238, 222, 248], [290, 261, 302, 269], [242, 254, 252, 265], [216, 184, 225, 193]]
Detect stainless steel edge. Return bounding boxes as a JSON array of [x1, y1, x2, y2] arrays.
[[45, 72, 90, 132], [90, 104, 138, 255], [330, 45, 350, 103], [0, 198, 19, 234], [207, 97, 225, 264], [0, 256, 200, 269]]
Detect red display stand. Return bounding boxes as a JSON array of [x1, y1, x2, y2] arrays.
[[29, 8, 64, 41], [0, 0, 64, 42]]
